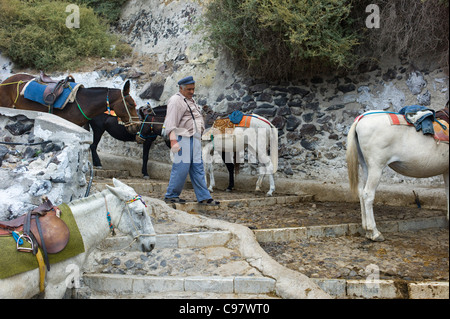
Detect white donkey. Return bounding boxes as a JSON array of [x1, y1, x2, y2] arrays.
[[346, 111, 449, 241], [202, 114, 278, 196], [0, 178, 156, 298]]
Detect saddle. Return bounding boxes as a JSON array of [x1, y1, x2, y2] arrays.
[[38, 71, 76, 106], [0, 198, 70, 263], [212, 115, 254, 134]]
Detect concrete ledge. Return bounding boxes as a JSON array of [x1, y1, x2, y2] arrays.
[[408, 282, 449, 299], [313, 278, 449, 299], [178, 231, 231, 248], [100, 231, 232, 250], [83, 274, 276, 295], [346, 279, 402, 299], [174, 195, 313, 212], [185, 277, 234, 293], [83, 274, 448, 298], [93, 180, 168, 195], [254, 217, 448, 243]]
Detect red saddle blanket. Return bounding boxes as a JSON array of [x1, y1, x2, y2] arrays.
[[388, 113, 449, 143]]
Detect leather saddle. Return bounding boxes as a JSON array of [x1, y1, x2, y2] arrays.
[[0, 199, 70, 257], [38, 71, 76, 106]]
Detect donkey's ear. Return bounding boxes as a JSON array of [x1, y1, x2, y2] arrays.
[[106, 178, 135, 201], [123, 80, 131, 96]]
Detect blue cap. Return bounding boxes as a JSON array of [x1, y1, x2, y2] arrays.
[[178, 76, 195, 86]]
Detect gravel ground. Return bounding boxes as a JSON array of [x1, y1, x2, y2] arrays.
[[261, 228, 449, 282]]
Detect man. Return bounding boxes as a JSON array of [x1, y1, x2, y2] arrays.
[[163, 76, 219, 206]]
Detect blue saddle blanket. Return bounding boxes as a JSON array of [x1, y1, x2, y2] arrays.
[[24, 80, 79, 109]]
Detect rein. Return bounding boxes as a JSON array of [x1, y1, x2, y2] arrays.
[[0, 80, 26, 106], [103, 194, 155, 250]]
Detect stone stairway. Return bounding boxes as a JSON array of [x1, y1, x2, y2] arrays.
[[76, 169, 449, 299], [76, 169, 307, 299]]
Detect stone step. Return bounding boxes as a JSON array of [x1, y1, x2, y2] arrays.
[[92, 168, 131, 179], [254, 216, 448, 243], [313, 278, 449, 299], [91, 179, 169, 195], [100, 231, 232, 251], [81, 236, 279, 298], [171, 194, 313, 212], [82, 274, 277, 296], [84, 290, 278, 299]]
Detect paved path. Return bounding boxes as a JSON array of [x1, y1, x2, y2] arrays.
[[74, 172, 448, 299]]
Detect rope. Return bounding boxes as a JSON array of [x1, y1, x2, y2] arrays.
[[74, 97, 92, 121], [0, 80, 26, 106]]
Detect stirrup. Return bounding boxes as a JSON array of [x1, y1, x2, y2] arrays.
[[16, 234, 34, 253]]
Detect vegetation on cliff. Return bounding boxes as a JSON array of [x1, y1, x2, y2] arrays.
[[0, 0, 130, 71], [199, 0, 449, 79]]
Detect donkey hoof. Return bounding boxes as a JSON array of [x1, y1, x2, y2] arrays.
[[225, 188, 233, 192], [142, 175, 150, 180], [366, 231, 385, 242]]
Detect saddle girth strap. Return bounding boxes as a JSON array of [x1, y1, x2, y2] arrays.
[[23, 212, 50, 271]]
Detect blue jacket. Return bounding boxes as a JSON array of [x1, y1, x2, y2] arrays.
[[399, 105, 435, 135]]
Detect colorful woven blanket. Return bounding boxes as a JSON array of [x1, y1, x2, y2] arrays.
[[387, 113, 448, 143]]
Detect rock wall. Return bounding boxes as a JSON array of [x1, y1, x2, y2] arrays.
[[100, 0, 449, 186], [0, 108, 91, 220]]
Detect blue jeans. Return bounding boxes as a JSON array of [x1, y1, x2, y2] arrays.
[[165, 135, 211, 202]]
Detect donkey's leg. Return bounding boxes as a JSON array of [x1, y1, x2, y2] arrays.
[[202, 145, 215, 192], [359, 160, 369, 231], [221, 152, 235, 191], [224, 162, 235, 191], [267, 174, 275, 196], [141, 138, 154, 179], [256, 149, 274, 196], [362, 166, 384, 241], [90, 128, 105, 168], [444, 171, 449, 222], [207, 162, 215, 192]]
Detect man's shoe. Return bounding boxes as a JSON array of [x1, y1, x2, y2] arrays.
[[199, 198, 220, 206], [164, 197, 186, 204]]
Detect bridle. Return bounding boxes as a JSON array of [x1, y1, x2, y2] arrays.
[[106, 89, 140, 127], [103, 194, 155, 250], [137, 113, 165, 140]]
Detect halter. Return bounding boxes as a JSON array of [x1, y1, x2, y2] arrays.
[[103, 194, 155, 250], [120, 90, 140, 127], [104, 89, 139, 126], [136, 113, 166, 140]]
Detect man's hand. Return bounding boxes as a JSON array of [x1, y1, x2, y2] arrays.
[[170, 139, 181, 153]]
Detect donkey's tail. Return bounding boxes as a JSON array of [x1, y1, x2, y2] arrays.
[[346, 121, 360, 198], [270, 127, 278, 174]]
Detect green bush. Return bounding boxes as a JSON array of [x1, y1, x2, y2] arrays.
[[0, 0, 131, 71], [76, 0, 129, 23], [199, 0, 358, 79]]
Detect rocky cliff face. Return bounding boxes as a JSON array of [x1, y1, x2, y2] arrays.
[[112, 0, 448, 185], [0, 108, 91, 220], [1, 0, 448, 200]]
